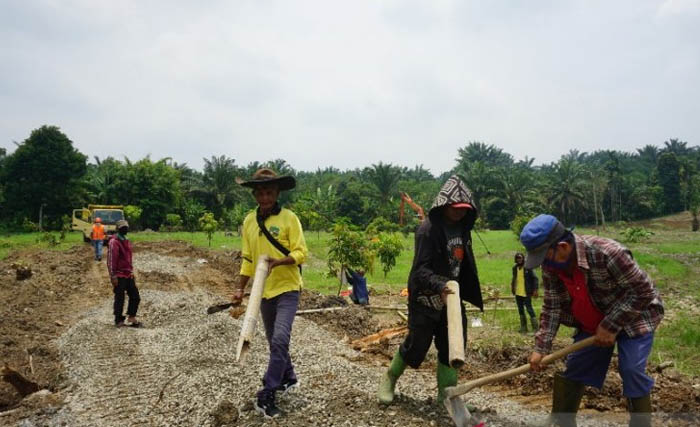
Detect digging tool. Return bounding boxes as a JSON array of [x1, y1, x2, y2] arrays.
[[207, 302, 238, 314], [444, 336, 596, 427]]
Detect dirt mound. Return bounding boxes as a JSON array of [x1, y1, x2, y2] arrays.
[[298, 288, 347, 310], [460, 341, 700, 418], [0, 244, 98, 412]]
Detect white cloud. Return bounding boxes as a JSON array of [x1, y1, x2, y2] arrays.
[[0, 0, 698, 173]]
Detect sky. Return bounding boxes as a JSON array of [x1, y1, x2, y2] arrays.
[[1, 0, 699, 175]]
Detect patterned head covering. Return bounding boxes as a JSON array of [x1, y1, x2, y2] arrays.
[[428, 175, 478, 227]]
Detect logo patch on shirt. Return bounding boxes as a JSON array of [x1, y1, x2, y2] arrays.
[[269, 226, 281, 238]]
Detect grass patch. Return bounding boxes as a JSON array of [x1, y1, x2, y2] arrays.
[[0, 232, 84, 259], [653, 313, 700, 374]]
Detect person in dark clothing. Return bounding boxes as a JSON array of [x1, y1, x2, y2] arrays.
[[511, 252, 539, 333], [107, 219, 141, 327], [377, 175, 483, 406], [346, 268, 369, 305]]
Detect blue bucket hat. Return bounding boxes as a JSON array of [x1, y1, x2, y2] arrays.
[[520, 214, 567, 269]]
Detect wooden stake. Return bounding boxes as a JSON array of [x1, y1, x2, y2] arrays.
[[235, 255, 270, 364], [446, 280, 465, 369], [296, 306, 348, 315]]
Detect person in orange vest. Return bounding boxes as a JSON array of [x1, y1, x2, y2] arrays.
[[91, 217, 106, 261]]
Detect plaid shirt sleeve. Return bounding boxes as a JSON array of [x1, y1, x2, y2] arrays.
[[534, 270, 576, 354], [598, 246, 657, 334]]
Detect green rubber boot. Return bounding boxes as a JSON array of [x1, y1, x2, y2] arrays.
[[550, 373, 585, 427], [436, 362, 458, 405], [377, 350, 407, 404], [530, 315, 538, 332], [519, 314, 528, 334], [628, 395, 652, 427]]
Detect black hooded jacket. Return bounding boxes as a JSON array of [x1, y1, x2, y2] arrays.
[[407, 176, 484, 318]]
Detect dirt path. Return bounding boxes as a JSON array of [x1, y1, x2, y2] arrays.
[[1, 241, 698, 426]]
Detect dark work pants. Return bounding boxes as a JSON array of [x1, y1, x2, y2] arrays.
[[114, 277, 140, 324], [564, 330, 655, 397], [515, 295, 536, 317], [258, 290, 299, 397], [400, 304, 467, 368]]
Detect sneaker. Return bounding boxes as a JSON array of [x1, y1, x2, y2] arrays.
[[276, 378, 298, 396], [254, 394, 281, 419]]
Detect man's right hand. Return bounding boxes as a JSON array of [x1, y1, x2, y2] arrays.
[[231, 288, 244, 305], [439, 285, 454, 304], [529, 351, 544, 371], [110, 277, 117, 287]]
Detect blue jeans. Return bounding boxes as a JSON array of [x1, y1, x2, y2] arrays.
[[258, 290, 299, 397], [563, 330, 655, 397], [92, 239, 103, 260]]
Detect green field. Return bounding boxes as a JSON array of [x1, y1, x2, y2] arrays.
[[3, 224, 699, 375]]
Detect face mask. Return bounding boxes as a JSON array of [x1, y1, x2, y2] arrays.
[[542, 245, 572, 271], [119, 228, 128, 236]]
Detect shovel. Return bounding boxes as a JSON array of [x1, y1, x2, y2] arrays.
[[207, 302, 238, 314], [444, 336, 596, 427]]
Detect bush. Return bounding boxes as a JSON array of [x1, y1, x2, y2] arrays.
[[36, 232, 60, 247], [327, 223, 375, 281], [124, 205, 143, 230], [372, 232, 404, 277], [621, 227, 654, 243], [510, 214, 535, 240], [365, 216, 399, 236], [162, 213, 183, 231], [22, 218, 40, 233]]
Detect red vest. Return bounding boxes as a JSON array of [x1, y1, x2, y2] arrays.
[[558, 268, 604, 334]]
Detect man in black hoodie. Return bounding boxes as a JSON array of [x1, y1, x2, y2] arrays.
[[377, 175, 483, 406]]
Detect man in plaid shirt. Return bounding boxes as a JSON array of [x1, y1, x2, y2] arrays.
[[521, 214, 663, 427]]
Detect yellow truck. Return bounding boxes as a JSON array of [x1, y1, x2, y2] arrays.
[[71, 204, 125, 242]]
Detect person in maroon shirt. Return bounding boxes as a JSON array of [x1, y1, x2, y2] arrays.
[[521, 214, 662, 427], [107, 219, 141, 327]]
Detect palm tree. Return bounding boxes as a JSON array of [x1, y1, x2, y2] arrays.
[[636, 145, 659, 166], [544, 158, 587, 225], [662, 139, 689, 156], [199, 155, 242, 217], [364, 162, 403, 207]]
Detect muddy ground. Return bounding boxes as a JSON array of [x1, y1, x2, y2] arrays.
[[0, 241, 698, 426]]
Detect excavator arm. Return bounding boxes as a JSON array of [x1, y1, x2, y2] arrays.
[[399, 192, 426, 226]]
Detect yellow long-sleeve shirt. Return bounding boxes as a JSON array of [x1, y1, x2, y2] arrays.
[[240, 208, 308, 299]]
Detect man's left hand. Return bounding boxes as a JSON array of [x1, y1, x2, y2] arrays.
[[594, 324, 617, 347]]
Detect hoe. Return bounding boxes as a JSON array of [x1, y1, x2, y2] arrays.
[[443, 336, 596, 427]]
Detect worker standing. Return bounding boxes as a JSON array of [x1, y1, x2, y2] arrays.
[[510, 252, 539, 333], [232, 168, 308, 419], [107, 219, 141, 328], [91, 217, 106, 261], [377, 175, 483, 407]]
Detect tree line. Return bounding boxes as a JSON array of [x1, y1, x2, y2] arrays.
[[1, 125, 699, 233]]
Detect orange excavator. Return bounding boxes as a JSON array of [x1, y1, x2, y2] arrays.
[[399, 192, 426, 226]]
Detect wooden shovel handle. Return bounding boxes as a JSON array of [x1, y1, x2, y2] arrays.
[[445, 336, 596, 398]]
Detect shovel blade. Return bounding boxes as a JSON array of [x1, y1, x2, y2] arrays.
[[207, 302, 234, 314], [444, 396, 473, 427]]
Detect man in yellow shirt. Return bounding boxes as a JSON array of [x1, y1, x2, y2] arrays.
[[510, 252, 539, 333], [231, 168, 307, 419]]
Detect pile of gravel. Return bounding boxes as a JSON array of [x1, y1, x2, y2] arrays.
[[27, 290, 623, 427], [133, 253, 203, 276]]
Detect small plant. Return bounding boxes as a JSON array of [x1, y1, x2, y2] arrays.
[[621, 227, 654, 243], [327, 223, 375, 281], [198, 212, 218, 247], [36, 232, 60, 247], [22, 218, 39, 233], [162, 213, 183, 231], [365, 216, 399, 236], [372, 232, 404, 278]]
